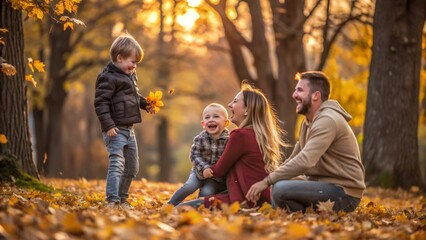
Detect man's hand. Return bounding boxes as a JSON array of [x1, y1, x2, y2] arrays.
[[246, 179, 269, 204], [107, 127, 119, 137], [203, 168, 213, 178]]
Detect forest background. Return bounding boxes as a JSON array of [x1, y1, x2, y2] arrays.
[[1, 0, 425, 188]]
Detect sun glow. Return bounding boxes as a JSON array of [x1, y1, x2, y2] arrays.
[[187, 0, 202, 7], [177, 9, 200, 30]]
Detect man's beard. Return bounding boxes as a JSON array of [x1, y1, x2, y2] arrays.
[[297, 95, 311, 115]]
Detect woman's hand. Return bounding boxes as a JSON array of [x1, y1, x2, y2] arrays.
[[246, 179, 269, 204]]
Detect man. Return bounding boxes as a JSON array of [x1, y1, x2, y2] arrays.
[[246, 71, 365, 212]]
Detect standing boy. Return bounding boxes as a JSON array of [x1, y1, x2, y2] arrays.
[[167, 103, 229, 206], [94, 33, 155, 210]]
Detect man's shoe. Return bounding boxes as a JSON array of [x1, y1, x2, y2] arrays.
[[120, 201, 134, 210]]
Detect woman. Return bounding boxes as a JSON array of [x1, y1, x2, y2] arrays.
[[178, 81, 287, 208]]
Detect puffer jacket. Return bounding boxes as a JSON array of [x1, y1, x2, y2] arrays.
[[94, 62, 149, 132]]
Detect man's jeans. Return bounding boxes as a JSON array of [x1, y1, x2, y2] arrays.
[[272, 180, 360, 212], [102, 127, 139, 203], [167, 170, 226, 206]]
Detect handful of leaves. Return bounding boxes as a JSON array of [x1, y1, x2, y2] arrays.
[[146, 91, 164, 113]]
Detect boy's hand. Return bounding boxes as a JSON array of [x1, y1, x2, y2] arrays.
[[203, 168, 214, 178], [107, 127, 119, 137], [146, 105, 156, 114]]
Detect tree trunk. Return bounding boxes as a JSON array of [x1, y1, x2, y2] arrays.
[[209, 0, 305, 146], [158, 116, 173, 181], [271, 0, 306, 145], [43, 21, 72, 177], [0, 1, 38, 177], [363, 0, 426, 190], [156, 0, 174, 182]]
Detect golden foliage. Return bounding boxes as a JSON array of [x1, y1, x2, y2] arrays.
[[0, 179, 425, 239], [146, 90, 165, 113], [27, 58, 45, 73]]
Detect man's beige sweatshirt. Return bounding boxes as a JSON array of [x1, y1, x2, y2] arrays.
[[267, 100, 366, 198]]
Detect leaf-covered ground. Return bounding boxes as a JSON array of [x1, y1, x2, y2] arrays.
[[0, 178, 425, 240]]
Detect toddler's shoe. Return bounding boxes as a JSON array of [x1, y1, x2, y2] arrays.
[[106, 201, 120, 210], [120, 201, 134, 210]]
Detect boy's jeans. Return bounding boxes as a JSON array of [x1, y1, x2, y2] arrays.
[[102, 127, 139, 203], [272, 180, 360, 212], [167, 170, 226, 206]]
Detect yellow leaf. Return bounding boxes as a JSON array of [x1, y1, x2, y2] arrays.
[[286, 223, 311, 238], [25, 75, 37, 87], [0, 134, 7, 144], [230, 201, 240, 213], [295, 72, 302, 80], [63, 22, 74, 31], [395, 213, 407, 221], [258, 202, 272, 213], [1, 63, 16, 76], [179, 210, 203, 225], [59, 16, 69, 22], [146, 90, 164, 113], [160, 203, 174, 215], [222, 201, 240, 215], [43, 153, 48, 164], [33, 60, 45, 72], [0, 37, 4, 46], [0, 28, 8, 33], [62, 213, 83, 234], [55, 2, 65, 15], [30, 8, 44, 19]]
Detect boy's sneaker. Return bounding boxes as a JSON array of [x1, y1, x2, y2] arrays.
[[120, 201, 134, 210], [106, 201, 120, 210]]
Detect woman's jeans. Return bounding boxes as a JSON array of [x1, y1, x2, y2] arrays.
[[102, 126, 139, 203], [167, 170, 226, 206], [272, 180, 360, 212]]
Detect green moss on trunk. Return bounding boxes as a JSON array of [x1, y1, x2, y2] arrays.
[[0, 154, 54, 192]]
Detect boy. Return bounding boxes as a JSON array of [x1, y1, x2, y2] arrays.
[[94, 33, 155, 210], [167, 103, 230, 206]]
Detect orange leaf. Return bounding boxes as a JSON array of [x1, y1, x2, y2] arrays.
[[0, 63, 16, 76], [63, 22, 74, 31], [0, 134, 7, 144], [62, 213, 83, 234], [25, 75, 37, 87], [33, 60, 45, 73], [286, 223, 311, 238]]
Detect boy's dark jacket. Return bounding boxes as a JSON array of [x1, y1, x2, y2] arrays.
[[94, 62, 149, 132]]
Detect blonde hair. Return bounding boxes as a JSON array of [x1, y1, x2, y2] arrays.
[[110, 33, 144, 63], [239, 82, 287, 172], [203, 103, 228, 119]]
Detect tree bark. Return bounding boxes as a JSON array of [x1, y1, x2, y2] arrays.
[[43, 21, 72, 177], [156, 0, 174, 182], [0, 1, 38, 177], [363, 0, 426, 190], [271, 0, 306, 145]]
